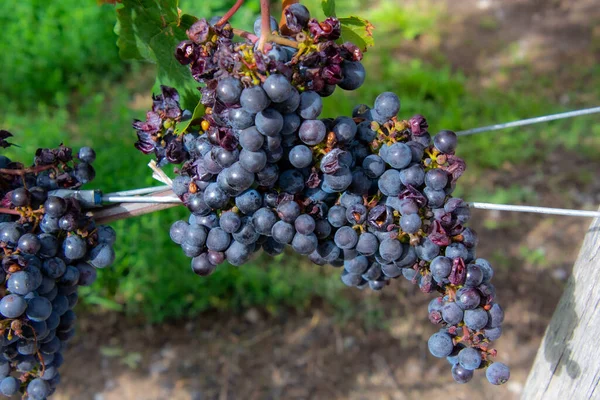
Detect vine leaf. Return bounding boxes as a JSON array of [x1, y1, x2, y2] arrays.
[[322, 0, 336, 17], [115, 0, 199, 111], [175, 100, 205, 135], [339, 16, 375, 52]]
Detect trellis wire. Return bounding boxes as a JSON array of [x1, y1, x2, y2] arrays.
[[456, 106, 600, 136], [468, 202, 600, 218]]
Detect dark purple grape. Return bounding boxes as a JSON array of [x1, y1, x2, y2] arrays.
[[427, 331, 453, 358], [486, 362, 510, 385], [433, 130, 458, 154]]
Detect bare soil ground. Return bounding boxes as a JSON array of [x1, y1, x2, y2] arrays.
[[54, 1, 600, 399]]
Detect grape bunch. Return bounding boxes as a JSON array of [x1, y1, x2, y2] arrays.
[[0, 134, 116, 398], [132, 4, 509, 386]]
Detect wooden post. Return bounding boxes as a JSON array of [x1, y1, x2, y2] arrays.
[[522, 207, 600, 399]]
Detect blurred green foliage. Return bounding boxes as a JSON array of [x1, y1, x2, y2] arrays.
[[0, 0, 598, 322]]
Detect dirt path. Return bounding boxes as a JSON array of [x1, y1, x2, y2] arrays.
[[55, 1, 600, 399]]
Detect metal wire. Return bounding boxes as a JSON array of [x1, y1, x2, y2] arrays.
[[469, 202, 600, 218], [101, 195, 182, 204], [104, 185, 172, 197], [456, 106, 600, 136]]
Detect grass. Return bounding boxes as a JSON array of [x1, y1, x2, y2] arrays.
[[1, 0, 598, 322]]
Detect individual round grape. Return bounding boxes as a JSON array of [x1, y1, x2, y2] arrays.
[[44, 196, 67, 218], [88, 243, 115, 269], [332, 117, 357, 143], [190, 254, 215, 276], [441, 302, 464, 325], [170, 220, 189, 244], [289, 145, 313, 168], [58, 265, 81, 287], [458, 347, 481, 370], [229, 107, 255, 130], [184, 224, 208, 248], [37, 233, 58, 258], [58, 213, 78, 231], [11, 187, 31, 207], [344, 255, 369, 274], [240, 86, 270, 114], [78, 146, 96, 163], [344, 204, 366, 225], [62, 234, 87, 260], [456, 288, 481, 310], [464, 308, 489, 330], [232, 217, 260, 245], [225, 162, 255, 191], [0, 222, 23, 246], [239, 149, 267, 173], [433, 130, 458, 154], [298, 119, 326, 145], [263, 74, 293, 103], [362, 262, 382, 281], [8, 271, 37, 295], [253, 15, 279, 36], [298, 91, 323, 120], [451, 364, 474, 384], [445, 242, 468, 260], [327, 206, 346, 228], [27, 378, 50, 400], [316, 240, 340, 263], [379, 239, 403, 262], [486, 303, 505, 328], [213, 147, 239, 169], [273, 88, 300, 114], [74, 162, 96, 183], [400, 213, 421, 234], [425, 169, 449, 190], [486, 362, 510, 385], [224, 241, 251, 266], [271, 221, 295, 244], [275, 200, 299, 223], [465, 264, 483, 287], [294, 214, 315, 235], [430, 256, 452, 281], [341, 270, 362, 287], [278, 169, 305, 194], [216, 76, 243, 104], [220, 211, 242, 233], [400, 164, 425, 187], [17, 233, 41, 255], [484, 326, 503, 341], [235, 189, 263, 215], [26, 296, 52, 322], [475, 258, 494, 283], [291, 233, 318, 255], [76, 262, 97, 286], [386, 142, 412, 169], [42, 257, 66, 279], [322, 168, 353, 192], [339, 61, 366, 90], [205, 228, 231, 252], [424, 187, 446, 208], [378, 169, 403, 196], [427, 332, 454, 358], [415, 238, 440, 262], [0, 376, 18, 396], [362, 155, 385, 179], [281, 113, 301, 136], [255, 108, 283, 137], [313, 219, 332, 239], [334, 226, 358, 249], [374, 92, 400, 119], [252, 208, 277, 236], [239, 126, 264, 151], [285, 3, 310, 31], [353, 232, 377, 256], [0, 294, 27, 318]]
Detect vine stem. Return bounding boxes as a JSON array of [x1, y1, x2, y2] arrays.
[[257, 0, 273, 52], [232, 28, 259, 43], [215, 0, 245, 27], [0, 164, 54, 176], [0, 208, 20, 216]]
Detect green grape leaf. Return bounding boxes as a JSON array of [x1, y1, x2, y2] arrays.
[[174, 99, 205, 135], [338, 16, 375, 52], [322, 0, 336, 17], [115, 0, 200, 110]]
